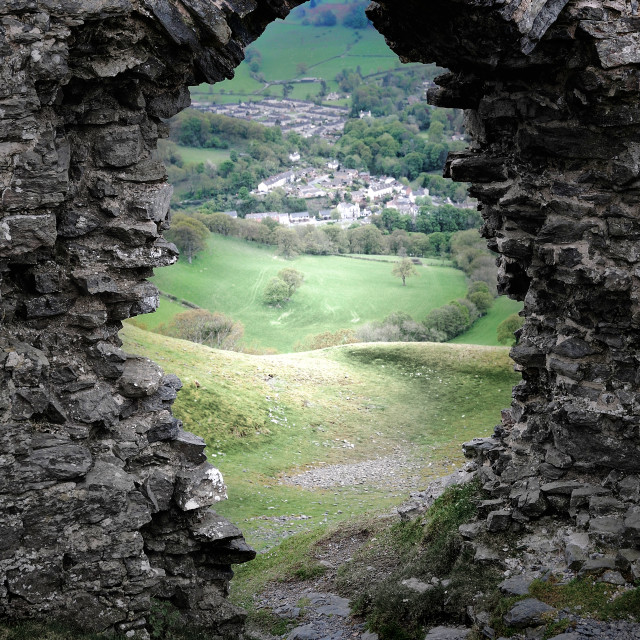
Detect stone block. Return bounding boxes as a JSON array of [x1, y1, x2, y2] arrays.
[[118, 357, 164, 398], [503, 598, 555, 629], [487, 509, 512, 532], [0, 213, 57, 257], [173, 463, 227, 511]]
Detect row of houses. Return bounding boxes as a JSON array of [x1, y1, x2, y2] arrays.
[[195, 99, 349, 141], [221, 201, 365, 227], [254, 163, 430, 217]]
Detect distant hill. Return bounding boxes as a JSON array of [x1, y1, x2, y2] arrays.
[[190, 6, 437, 105]]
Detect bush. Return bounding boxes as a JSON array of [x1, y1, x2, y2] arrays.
[[263, 277, 291, 307], [159, 309, 244, 350]]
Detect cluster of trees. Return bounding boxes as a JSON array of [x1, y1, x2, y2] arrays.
[[295, 1, 370, 29], [335, 116, 465, 179], [263, 268, 305, 306], [356, 280, 495, 345], [449, 229, 499, 295], [170, 206, 483, 264], [423, 281, 494, 341], [370, 204, 481, 235]]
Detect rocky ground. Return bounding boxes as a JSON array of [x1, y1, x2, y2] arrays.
[[246, 458, 640, 640]]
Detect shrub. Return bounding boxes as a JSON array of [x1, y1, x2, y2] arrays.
[[263, 277, 291, 306], [160, 309, 244, 350]]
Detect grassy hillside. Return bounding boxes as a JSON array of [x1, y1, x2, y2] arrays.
[[143, 235, 469, 353], [190, 19, 406, 104], [121, 324, 520, 548]]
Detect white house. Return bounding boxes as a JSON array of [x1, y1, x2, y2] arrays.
[[336, 201, 361, 220], [257, 170, 296, 193], [245, 212, 290, 225], [289, 151, 301, 162], [289, 211, 310, 224], [327, 159, 340, 170]]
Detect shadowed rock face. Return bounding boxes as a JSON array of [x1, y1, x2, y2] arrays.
[[0, 1, 306, 636], [0, 0, 639, 635]]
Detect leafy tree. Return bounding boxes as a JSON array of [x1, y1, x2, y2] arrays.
[[263, 277, 291, 307], [497, 314, 524, 346], [165, 217, 209, 263], [203, 212, 233, 235], [392, 258, 419, 286], [468, 290, 494, 315], [343, 4, 369, 29], [278, 268, 304, 296], [348, 225, 386, 254], [314, 9, 337, 26], [275, 227, 301, 259], [161, 309, 244, 350]]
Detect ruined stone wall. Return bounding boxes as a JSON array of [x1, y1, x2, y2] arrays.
[[370, 0, 640, 542], [1, 0, 640, 636], [0, 1, 305, 636]]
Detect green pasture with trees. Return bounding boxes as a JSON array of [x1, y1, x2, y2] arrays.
[[137, 235, 469, 353]]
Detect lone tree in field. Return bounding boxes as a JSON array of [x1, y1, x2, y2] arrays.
[[392, 258, 419, 286], [166, 215, 209, 264], [161, 309, 244, 350], [278, 268, 304, 296]]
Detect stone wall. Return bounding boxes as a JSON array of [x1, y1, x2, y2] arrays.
[[0, 1, 305, 636], [1, 0, 639, 636], [369, 0, 640, 541]]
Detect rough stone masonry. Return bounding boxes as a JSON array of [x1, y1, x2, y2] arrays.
[[0, 0, 639, 637]]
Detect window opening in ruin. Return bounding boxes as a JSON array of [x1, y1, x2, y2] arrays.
[[121, 1, 522, 553]]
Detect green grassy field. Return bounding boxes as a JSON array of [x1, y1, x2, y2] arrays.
[[143, 235, 469, 352], [173, 145, 232, 165], [121, 324, 519, 549], [190, 21, 406, 103]]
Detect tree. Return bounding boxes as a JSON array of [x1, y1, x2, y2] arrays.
[[497, 314, 524, 346], [278, 268, 304, 296], [275, 227, 301, 259], [263, 277, 291, 307], [314, 9, 337, 26], [468, 290, 494, 315], [392, 258, 419, 286], [165, 217, 209, 263], [205, 212, 233, 235], [161, 309, 244, 350], [343, 4, 369, 29]]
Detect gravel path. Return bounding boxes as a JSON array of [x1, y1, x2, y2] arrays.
[[278, 450, 430, 491]]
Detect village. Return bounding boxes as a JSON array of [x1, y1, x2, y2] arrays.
[[213, 159, 464, 227], [193, 98, 350, 140]]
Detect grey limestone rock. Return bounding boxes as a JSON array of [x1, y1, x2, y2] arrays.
[[424, 627, 470, 640], [503, 598, 556, 629]]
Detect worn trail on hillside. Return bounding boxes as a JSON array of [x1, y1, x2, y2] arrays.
[[278, 449, 432, 491]]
